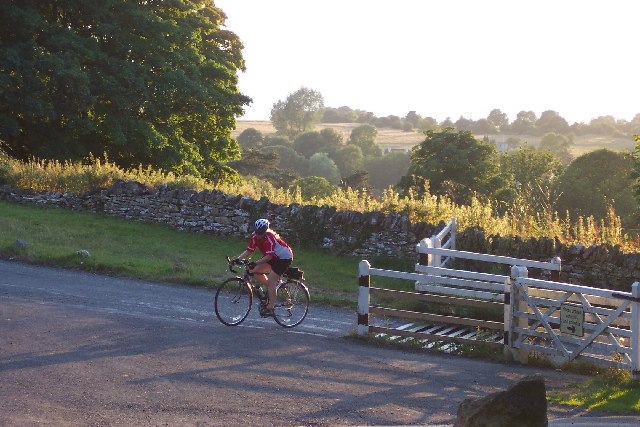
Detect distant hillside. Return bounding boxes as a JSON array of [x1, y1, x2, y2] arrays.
[[232, 120, 636, 156]]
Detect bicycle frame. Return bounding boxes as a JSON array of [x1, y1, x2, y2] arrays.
[[226, 257, 268, 302]]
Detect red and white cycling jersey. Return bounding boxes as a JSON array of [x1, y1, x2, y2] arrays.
[[246, 230, 293, 260]]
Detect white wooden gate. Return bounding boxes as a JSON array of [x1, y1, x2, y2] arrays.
[[508, 266, 640, 374]]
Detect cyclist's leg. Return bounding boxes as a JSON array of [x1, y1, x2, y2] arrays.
[[251, 263, 270, 287], [266, 259, 291, 310], [266, 270, 282, 310]]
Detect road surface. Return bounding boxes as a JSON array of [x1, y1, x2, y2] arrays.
[[1, 260, 637, 426]]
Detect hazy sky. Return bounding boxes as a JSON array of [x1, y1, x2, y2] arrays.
[[215, 0, 639, 124]]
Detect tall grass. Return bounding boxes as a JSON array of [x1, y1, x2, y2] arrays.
[[0, 152, 635, 249]]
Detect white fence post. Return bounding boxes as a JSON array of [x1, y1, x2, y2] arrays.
[[550, 256, 562, 281], [510, 265, 529, 364], [357, 260, 371, 336], [632, 282, 640, 380], [430, 235, 442, 268], [450, 217, 456, 251], [416, 238, 430, 267]]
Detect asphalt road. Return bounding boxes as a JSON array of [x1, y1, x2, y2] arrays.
[[1, 260, 638, 426]]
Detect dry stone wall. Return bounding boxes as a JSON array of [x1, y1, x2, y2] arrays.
[[1, 180, 638, 291]]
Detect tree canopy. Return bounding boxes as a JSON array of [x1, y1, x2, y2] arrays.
[[270, 87, 324, 139], [0, 0, 250, 182], [556, 149, 637, 227], [400, 129, 505, 204], [348, 124, 381, 157]]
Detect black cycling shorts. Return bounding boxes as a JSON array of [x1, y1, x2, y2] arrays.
[[268, 258, 292, 276]]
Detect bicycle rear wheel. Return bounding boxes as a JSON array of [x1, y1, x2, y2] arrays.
[[215, 278, 253, 326], [273, 280, 310, 328]]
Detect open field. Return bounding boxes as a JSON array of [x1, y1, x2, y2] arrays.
[[232, 120, 636, 156]]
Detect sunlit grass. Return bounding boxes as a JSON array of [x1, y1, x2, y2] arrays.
[[548, 378, 640, 413], [0, 201, 362, 303]]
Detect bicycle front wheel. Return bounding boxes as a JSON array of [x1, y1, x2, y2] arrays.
[[273, 280, 310, 328], [215, 278, 253, 326]]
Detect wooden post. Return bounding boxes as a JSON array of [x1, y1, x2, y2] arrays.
[[511, 265, 529, 364], [357, 260, 371, 336], [632, 282, 640, 380]]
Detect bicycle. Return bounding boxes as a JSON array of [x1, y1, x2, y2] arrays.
[[214, 256, 310, 328]]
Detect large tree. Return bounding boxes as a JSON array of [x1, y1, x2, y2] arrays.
[[487, 109, 509, 133], [539, 132, 573, 165], [510, 110, 538, 135], [400, 129, 505, 204], [0, 0, 250, 182], [556, 149, 637, 227], [537, 110, 570, 135], [270, 87, 324, 139], [347, 124, 381, 157], [500, 147, 562, 212]]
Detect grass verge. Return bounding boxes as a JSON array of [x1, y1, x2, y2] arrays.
[[0, 200, 359, 306], [548, 376, 640, 414]]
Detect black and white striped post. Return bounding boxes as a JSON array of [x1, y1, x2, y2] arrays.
[[632, 282, 640, 380], [503, 275, 512, 360], [357, 260, 371, 336]]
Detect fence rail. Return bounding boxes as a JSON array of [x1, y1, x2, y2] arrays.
[[357, 217, 640, 377]]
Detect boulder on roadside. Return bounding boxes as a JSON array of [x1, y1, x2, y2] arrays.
[[15, 239, 29, 248], [454, 374, 547, 427]]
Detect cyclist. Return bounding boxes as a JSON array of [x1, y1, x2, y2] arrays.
[[232, 218, 293, 317]]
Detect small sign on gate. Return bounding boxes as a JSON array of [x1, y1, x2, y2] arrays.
[[560, 303, 584, 337]]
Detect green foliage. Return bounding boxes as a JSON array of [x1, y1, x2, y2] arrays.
[[539, 132, 574, 165], [237, 128, 264, 149], [288, 176, 335, 200], [487, 109, 508, 132], [227, 149, 278, 178], [332, 144, 364, 177], [537, 110, 571, 135], [341, 170, 369, 191], [348, 124, 382, 157], [401, 129, 507, 205], [262, 134, 291, 148], [365, 151, 410, 190], [293, 131, 327, 158], [0, 0, 249, 182], [307, 153, 340, 185], [270, 87, 324, 138], [510, 110, 538, 134], [556, 149, 637, 228], [261, 145, 308, 176], [500, 147, 562, 213]]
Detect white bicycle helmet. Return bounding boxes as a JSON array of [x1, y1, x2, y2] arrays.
[[254, 218, 270, 233]]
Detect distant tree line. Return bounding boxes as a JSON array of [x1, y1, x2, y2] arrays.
[[323, 106, 640, 138]]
